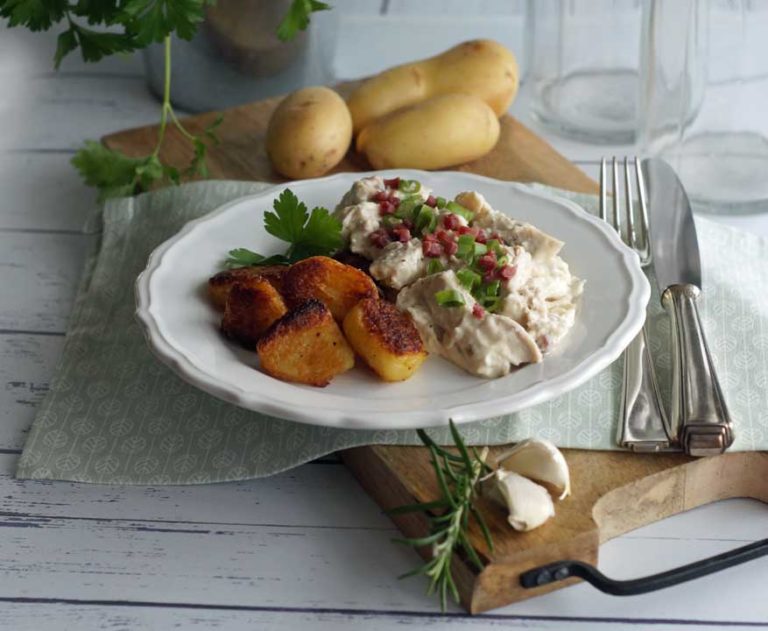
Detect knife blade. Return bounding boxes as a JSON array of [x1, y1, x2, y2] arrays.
[[641, 158, 734, 456]]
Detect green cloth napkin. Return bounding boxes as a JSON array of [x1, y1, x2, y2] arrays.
[[16, 181, 768, 484]]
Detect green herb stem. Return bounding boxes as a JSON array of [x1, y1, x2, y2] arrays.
[[391, 421, 493, 611], [167, 101, 198, 142], [153, 36, 173, 157]]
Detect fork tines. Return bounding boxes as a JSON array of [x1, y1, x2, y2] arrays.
[[599, 157, 651, 267]]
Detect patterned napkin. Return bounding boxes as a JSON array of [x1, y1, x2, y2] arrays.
[[16, 181, 768, 484]]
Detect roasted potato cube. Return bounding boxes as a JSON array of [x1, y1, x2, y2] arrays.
[[221, 280, 288, 347], [257, 299, 355, 387], [283, 256, 378, 321], [343, 297, 427, 382], [208, 265, 287, 310]]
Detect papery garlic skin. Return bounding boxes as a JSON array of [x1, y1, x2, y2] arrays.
[[485, 470, 555, 532], [495, 438, 571, 500]]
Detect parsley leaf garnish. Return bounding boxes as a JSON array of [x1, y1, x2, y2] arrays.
[[2, 0, 327, 200], [276, 0, 331, 42], [225, 189, 343, 268]]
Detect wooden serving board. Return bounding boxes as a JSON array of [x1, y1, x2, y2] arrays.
[[104, 91, 767, 614]]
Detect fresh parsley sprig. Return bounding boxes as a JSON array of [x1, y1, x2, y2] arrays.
[[225, 189, 343, 268], [277, 0, 331, 41], [1, 0, 331, 200], [388, 421, 494, 611]]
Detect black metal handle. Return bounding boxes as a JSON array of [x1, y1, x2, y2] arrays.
[[520, 538, 768, 596]]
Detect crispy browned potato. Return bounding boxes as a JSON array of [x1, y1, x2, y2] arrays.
[[343, 297, 427, 382], [208, 265, 288, 310], [257, 299, 355, 387], [221, 280, 288, 348], [283, 256, 378, 321]]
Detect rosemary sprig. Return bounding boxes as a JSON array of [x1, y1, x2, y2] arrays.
[[389, 421, 494, 611]]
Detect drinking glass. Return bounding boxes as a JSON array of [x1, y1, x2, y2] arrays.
[[639, 0, 768, 214], [525, 0, 643, 143]]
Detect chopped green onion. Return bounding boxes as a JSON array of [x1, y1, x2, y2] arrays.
[[446, 201, 475, 223], [456, 234, 475, 260], [483, 280, 501, 297], [381, 215, 401, 228], [487, 239, 504, 256], [399, 179, 421, 194], [479, 296, 501, 312], [394, 196, 422, 220], [436, 196, 447, 209], [496, 255, 509, 268], [415, 205, 437, 235], [427, 259, 445, 275], [473, 242, 488, 258], [435, 289, 465, 307], [456, 268, 481, 290]]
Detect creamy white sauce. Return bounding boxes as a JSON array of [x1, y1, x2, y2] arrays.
[[369, 239, 426, 290], [455, 191, 563, 261], [334, 178, 582, 377], [397, 272, 542, 377]]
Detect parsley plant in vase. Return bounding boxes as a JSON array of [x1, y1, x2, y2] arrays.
[[0, 0, 331, 200]]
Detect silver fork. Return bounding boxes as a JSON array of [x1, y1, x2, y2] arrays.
[[601, 157, 673, 452]]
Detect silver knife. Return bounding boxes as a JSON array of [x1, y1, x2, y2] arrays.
[[641, 158, 734, 456]]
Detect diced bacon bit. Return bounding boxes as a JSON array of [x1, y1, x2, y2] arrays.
[[442, 213, 461, 230], [443, 239, 458, 256], [457, 225, 479, 237], [490, 232, 507, 245], [391, 225, 411, 243], [369, 228, 391, 248], [402, 218, 414, 230], [499, 265, 517, 280], [472, 304, 485, 319], [422, 232, 438, 242], [371, 191, 389, 202], [422, 240, 443, 258], [475, 230, 488, 244], [537, 335, 550, 351], [477, 252, 497, 272], [379, 201, 396, 215], [387, 191, 400, 203], [384, 177, 400, 189], [483, 271, 497, 284], [425, 195, 437, 208], [435, 229, 453, 244]]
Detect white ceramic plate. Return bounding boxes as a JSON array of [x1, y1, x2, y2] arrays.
[[135, 170, 649, 431]]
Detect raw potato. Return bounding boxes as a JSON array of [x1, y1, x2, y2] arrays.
[[282, 256, 378, 321], [266, 86, 353, 179], [356, 94, 500, 170], [347, 39, 518, 133], [343, 297, 427, 382], [257, 299, 355, 387]]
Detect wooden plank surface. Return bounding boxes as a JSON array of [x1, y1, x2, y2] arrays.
[[102, 89, 598, 196]]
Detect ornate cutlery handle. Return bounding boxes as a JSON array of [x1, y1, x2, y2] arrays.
[[617, 326, 672, 451], [663, 284, 733, 456]]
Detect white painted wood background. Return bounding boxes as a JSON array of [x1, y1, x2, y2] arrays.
[[1, 2, 768, 629]]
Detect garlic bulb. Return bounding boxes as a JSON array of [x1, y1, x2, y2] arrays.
[[485, 470, 555, 532], [494, 438, 571, 500]]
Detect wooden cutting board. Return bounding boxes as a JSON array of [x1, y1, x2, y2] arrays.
[[103, 92, 767, 614]]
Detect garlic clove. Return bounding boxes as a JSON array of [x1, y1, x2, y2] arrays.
[[494, 439, 571, 500], [485, 470, 555, 532]]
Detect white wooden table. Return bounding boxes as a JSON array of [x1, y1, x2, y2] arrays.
[[1, 5, 768, 629]]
